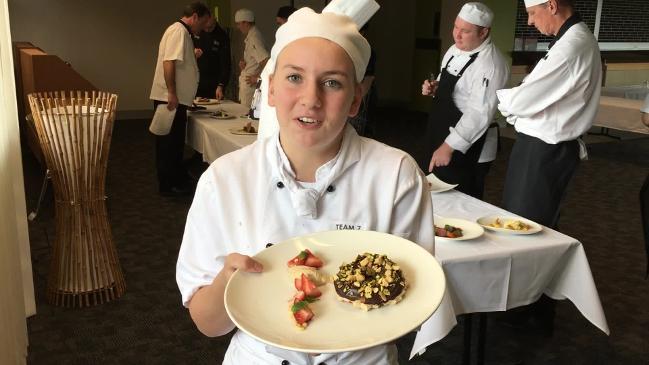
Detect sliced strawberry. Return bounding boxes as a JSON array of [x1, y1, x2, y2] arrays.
[[294, 277, 303, 291], [293, 290, 306, 303], [293, 306, 314, 325], [303, 249, 323, 268], [301, 273, 321, 298], [287, 250, 308, 267]]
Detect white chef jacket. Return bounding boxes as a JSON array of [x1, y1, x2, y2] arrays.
[[241, 26, 269, 78], [642, 94, 649, 113], [239, 26, 269, 107], [177, 125, 435, 365], [150, 21, 199, 107], [438, 37, 510, 163], [496, 22, 602, 144]]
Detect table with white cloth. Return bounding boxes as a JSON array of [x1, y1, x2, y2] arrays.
[[411, 190, 609, 361], [186, 101, 258, 163], [594, 96, 649, 135], [601, 84, 649, 100]]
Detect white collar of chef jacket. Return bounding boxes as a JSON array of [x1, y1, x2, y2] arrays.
[[269, 124, 361, 219], [450, 36, 492, 57]]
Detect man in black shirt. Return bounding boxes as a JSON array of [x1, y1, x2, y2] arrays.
[[195, 15, 231, 100]]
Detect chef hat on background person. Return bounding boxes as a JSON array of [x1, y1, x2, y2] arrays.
[[234, 8, 254, 23], [458, 2, 494, 27], [524, 0, 548, 7], [270, 8, 374, 82]]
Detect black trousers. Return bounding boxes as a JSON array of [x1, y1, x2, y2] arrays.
[[502, 133, 579, 229], [641, 172, 649, 278], [153, 101, 188, 192]]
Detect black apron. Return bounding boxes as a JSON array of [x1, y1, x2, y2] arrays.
[[421, 53, 486, 197]]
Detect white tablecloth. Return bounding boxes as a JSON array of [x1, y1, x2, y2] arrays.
[[595, 96, 649, 135], [411, 191, 609, 358], [186, 101, 258, 163], [601, 84, 649, 100]]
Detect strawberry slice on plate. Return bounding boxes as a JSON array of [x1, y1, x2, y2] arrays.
[[301, 273, 321, 298], [303, 249, 323, 268], [291, 300, 314, 326], [287, 250, 308, 267]]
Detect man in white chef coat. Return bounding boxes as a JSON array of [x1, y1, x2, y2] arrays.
[[496, 0, 601, 333], [496, 0, 601, 229], [420, 2, 509, 199], [234, 9, 269, 109], [149, 2, 211, 196]]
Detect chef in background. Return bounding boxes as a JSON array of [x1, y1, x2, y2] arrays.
[[421, 2, 509, 198], [496, 0, 601, 229], [495, 0, 601, 335]]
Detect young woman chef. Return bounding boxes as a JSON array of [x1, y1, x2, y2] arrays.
[[176, 6, 435, 365]]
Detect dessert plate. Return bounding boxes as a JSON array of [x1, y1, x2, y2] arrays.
[[224, 230, 445, 353], [426, 173, 458, 193], [434, 216, 484, 241], [209, 111, 234, 119], [194, 98, 220, 105], [229, 127, 257, 135], [476, 215, 542, 235]]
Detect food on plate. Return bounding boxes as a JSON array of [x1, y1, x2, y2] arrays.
[[211, 110, 229, 118], [333, 252, 407, 311], [196, 97, 211, 102], [287, 249, 323, 268], [287, 251, 326, 329], [288, 265, 328, 286], [291, 293, 317, 329], [489, 218, 531, 231], [434, 224, 464, 238], [242, 122, 256, 133]]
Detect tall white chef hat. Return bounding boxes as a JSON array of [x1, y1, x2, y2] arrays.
[[458, 2, 494, 28], [234, 8, 254, 23], [270, 2, 379, 82], [524, 0, 548, 7]]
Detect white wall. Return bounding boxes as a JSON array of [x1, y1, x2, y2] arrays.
[[1, 0, 31, 362], [9, 0, 182, 114], [9, 0, 417, 114]]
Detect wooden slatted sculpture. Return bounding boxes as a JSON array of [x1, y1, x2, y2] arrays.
[[28, 91, 125, 307]]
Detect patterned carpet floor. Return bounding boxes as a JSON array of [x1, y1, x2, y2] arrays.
[[23, 110, 649, 364]]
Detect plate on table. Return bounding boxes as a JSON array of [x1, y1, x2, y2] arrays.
[[209, 111, 235, 120], [229, 127, 257, 135], [476, 215, 542, 235], [194, 98, 220, 105], [224, 230, 445, 354], [426, 173, 458, 193], [434, 216, 484, 241], [188, 105, 207, 112]]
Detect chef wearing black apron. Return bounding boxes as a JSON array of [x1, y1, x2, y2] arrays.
[[496, 2, 601, 229], [420, 2, 509, 199], [423, 54, 485, 197]]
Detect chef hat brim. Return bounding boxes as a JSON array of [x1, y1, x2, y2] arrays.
[[270, 8, 371, 83]]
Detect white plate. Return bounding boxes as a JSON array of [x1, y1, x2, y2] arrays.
[[434, 216, 484, 241], [194, 98, 220, 105], [229, 127, 257, 135], [224, 230, 445, 354], [426, 173, 458, 193], [476, 215, 542, 235], [209, 111, 235, 120]]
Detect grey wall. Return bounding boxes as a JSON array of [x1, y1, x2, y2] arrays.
[[9, 0, 417, 114]]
